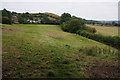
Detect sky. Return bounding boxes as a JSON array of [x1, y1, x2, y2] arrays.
[[1, 0, 119, 21]]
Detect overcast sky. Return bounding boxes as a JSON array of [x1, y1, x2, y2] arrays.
[[1, 0, 119, 21]]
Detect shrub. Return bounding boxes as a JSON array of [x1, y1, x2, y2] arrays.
[[85, 26, 97, 33], [60, 13, 71, 24], [2, 16, 12, 24], [77, 30, 120, 49], [85, 48, 96, 56], [47, 70, 55, 77], [61, 18, 85, 33]]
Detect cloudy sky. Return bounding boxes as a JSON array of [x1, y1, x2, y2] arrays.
[[1, 0, 119, 21]]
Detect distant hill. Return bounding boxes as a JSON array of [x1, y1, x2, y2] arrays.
[[1, 9, 119, 26], [84, 19, 119, 26], [31, 12, 60, 20], [44, 12, 60, 18], [97, 20, 118, 23]]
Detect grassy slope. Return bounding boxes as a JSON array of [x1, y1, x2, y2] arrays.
[[2, 24, 119, 78], [87, 24, 119, 36], [44, 12, 60, 18], [31, 12, 59, 18]]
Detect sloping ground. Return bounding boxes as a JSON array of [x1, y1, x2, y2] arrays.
[[2, 24, 119, 78], [44, 12, 60, 18], [87, 24, 119, 36]]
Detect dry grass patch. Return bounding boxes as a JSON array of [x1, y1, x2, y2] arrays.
[[45, 32, 65, 38], [87, 24, 119, 36]]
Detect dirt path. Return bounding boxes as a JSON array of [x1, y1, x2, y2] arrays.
[[45, 32, 65, 38], [88, 60, 120, 78]]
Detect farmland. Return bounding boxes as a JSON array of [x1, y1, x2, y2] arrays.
[[2, 24, 119, 78], [87, 24, 119, 36]]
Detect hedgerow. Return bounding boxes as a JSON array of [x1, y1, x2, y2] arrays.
[[77, 30, 120, 49]]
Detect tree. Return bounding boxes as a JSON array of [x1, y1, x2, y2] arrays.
[[41, 16, 50, 24], [29, 15, 34, 20], [2, 16, 12, 24], [21, 12, 30, 19], [60, 13, 71, 24], [12, 11, 17, 15], [112, 21, 117, 26], [85, 26, 97, 33], [18, 15, 28, 24], [2, 9, 12, 24], [2, 8, 12, 19], [71, 16, 84, 25], [61, 18, 85, 33]]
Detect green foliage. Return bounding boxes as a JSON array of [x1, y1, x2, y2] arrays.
[[44, 12, 60, 18], [29, 15, 34, 20], [71, 16, 84, 25], [1, 9, 60, 24], [85, 26, 97, 33], [112, 21, 118, 26], [18, 15, 29, 24], [41, 16, 51, 24], [2, 8, 12, 19], [60, 13, 95, 34], [47, 70, 55, 77], [21, 12, 30, 19], [18, 15, 24, 24], [77, 30, 120, 49], [61, 18, 85, 33], [2, 16, 12, 24], [79, 46, 118, 59], [12, 11, 17, 15], [84, 19, 119, 27], [17, 12, 60, 24], [60, 13, 71, 24], [2, 9, 12, 24]]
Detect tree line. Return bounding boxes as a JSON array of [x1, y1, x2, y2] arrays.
[[60, 13, 120, 49], [77, 30, 120, 49], [1, 9, 60, 25], [84, 19, 120, 27], [1, 9, 119, 27], [60, 13, 96, 33]]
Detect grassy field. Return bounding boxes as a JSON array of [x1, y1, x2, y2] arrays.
[[87, 24, 119, 36], [2, 24, 119, 78], [44, 12, 60, 18]]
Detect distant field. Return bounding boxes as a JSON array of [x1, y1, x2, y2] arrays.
[[2, 24, 119, 78], [44, 12, 60, 18], [87, 24, 119, 36]]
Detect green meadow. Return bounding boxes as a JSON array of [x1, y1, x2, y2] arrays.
[[2, 24, 119, 78]]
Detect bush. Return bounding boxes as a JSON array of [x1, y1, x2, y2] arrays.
[[2, 16, 12, 24], [60, 13, 71, 24], [77, 30, 120, 49], [85, 26, 96, 33], [61, 18, 85, 33], [47, 70, 55, 77]]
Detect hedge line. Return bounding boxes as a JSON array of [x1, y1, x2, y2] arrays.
[[76, 30, 120, 49]]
